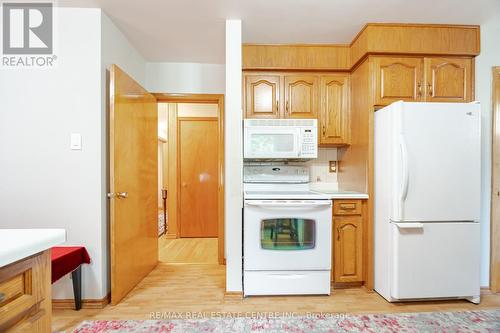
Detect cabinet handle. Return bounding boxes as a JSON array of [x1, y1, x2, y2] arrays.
[[286, 101, 289, 114], [276, 100, 279, 112], [427, 83, 433, 97], [340, 203, 356, 210], [322, 125, 326, 137], [417, 83, 422, 97], [337, 227, 341, 241]]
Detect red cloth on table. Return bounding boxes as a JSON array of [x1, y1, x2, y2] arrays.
[[51, 246, 91, 283]]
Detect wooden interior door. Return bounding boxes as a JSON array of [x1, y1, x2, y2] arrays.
[[319, 74, 350, 145], [109, 65, 158, 305], [179, 118, 218, 237], [284, 75, 318, 118], [244, 75, 281, 118], [373, 57, 423, 105], [491, 66, 500, 293], [424, 57, 473, 102]]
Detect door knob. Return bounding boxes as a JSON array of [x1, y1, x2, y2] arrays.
[[182, 182, 187, 188], [107, 192, 128, 199]]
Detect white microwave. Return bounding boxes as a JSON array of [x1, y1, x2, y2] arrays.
[[244, 119, 318, 159]]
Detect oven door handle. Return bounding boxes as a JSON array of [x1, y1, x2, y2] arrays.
[[245, 201, 332, 208]]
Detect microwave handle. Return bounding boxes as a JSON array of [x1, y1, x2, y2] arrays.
[[296, 128, 301, 158]]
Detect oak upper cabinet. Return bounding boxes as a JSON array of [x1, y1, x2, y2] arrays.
[[373, 57, 424, 105], [284, 75, 319, 119], [319, 74, 350, 146], [244, 75, 281, 118], [332, 200, 363, 283], [424, 57, 473, 102]]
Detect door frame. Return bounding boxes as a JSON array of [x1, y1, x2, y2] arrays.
[[154, 93, 225, 265], [491, 66, 500, 293]]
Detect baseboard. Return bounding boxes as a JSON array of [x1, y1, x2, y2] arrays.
[[52, 293, 110, 309], [332, 281, 364, 289], [223, 291, 243, 301]]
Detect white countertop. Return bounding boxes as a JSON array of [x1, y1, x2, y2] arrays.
[[309, 183, 369, 199], [0, 229, 66, 268], [310, 190, 369, 199]]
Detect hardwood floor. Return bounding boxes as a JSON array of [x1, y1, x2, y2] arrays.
[[53, 263, 500, 332], [158, 236, 218, 264]]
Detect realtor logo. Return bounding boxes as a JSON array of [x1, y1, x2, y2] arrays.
[[2, 2, 53, 54], [1, 2, 56, 67]]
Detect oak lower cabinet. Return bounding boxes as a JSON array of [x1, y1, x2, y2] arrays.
[[332, 200, 363, 283], [244, 75, 281, 118], [372, 56, 474, 106], [0, 250, 51, 333]]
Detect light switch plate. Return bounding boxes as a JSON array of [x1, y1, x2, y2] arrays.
[[71, 133, 82, 150]]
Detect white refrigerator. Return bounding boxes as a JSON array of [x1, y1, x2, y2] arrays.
[[374, 101, 481, 304]]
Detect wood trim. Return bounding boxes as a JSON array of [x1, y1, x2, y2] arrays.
[[52, 294, 110, 310], [167, 103, 179, 239], [154, 93, 223, 104], [243, 24, 479, 71], [491, 66, 500, 293], [223, 291, 243, 301], [159, 94, 225, 265]]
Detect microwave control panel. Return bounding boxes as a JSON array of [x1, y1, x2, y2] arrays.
[[300, 128, 317, 157]]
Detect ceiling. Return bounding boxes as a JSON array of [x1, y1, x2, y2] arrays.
[[59, 0, 500, 64]]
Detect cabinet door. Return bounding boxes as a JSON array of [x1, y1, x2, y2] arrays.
[[333, 216, 363, 282], [424, 57, 473, 102], [284, 75, 318, 118], [244, 75, 281, 118], [373, 57, 424, 105], [319, 75, 350, 145]]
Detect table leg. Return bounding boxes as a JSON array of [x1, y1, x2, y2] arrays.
[[71, 266, 82, 310]]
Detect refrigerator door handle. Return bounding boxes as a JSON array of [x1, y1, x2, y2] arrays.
[[399, 134, 410, 209]]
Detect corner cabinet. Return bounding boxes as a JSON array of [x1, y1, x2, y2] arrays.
[[244, 75, 281, 118], [372, 56, 474, 106], [243, 72, 351, 146], [332, 200, 364, 283]]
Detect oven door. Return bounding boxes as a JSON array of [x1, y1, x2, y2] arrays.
[[244, 127, 300, 159], [244, 200, 332, 270]]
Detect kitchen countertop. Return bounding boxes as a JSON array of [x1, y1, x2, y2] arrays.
[[308, 183, 369, 199], [310, 190, 369, 199], [0, 229, 66, 268]]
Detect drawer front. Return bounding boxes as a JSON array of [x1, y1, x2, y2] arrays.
[[0, 274, 28, 307], [333, 200, 362, 215]]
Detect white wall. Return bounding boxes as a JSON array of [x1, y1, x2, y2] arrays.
[[0, 8, 146, 300], [476, 13, 500, 287], [146, 62, 224, 93], [0, 8, 105, 299], [224, 20, 243, 292]]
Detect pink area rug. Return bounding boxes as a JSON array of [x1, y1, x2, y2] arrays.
[[72, 309, 500, 333]]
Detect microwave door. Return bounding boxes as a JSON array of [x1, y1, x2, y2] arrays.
[[245, 128, 300, 159]]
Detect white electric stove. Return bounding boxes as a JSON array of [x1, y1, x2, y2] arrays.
[[243, 165, 332, 296]]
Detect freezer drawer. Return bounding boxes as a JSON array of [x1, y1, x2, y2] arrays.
[[391, 222, 480, 300]]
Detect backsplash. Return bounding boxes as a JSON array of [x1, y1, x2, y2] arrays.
[[306, 148, 338, 184]]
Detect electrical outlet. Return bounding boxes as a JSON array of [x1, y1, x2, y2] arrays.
[[329, 161, 337, 173]]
